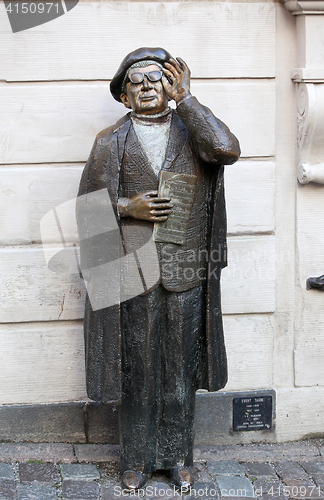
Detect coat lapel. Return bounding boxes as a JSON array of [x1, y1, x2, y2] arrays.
[[162, 112, 188, 172], [124, 124, 159, 185]]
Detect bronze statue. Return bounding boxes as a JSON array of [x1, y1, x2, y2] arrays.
[[307, 275, 324, 290], [77, 47, 240, 490]]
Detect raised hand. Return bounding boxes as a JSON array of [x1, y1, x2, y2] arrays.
[[162, 57, 191, 103], [127, 191, 173, 222]]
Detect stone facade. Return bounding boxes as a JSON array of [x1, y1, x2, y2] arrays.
[[0, 0, 323, 443]]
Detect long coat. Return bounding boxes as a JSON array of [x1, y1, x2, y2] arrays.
[[77, 96, 240, 404]]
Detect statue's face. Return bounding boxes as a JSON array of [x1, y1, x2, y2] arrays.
[[120, 64, 169, 115]]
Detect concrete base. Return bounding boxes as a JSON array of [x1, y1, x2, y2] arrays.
[[195, 390, 276, 445], [0, 402, 119, 444], [0, 390, 275, 445]]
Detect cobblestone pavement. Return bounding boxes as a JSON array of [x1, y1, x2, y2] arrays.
[[0, 440, 323, 500]]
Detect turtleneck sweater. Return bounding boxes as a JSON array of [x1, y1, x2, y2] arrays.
[[131, 107, 172, 176]]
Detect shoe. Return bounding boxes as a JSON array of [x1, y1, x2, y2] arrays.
[[122, 470, 147, 490], [170, 466, 194, 489]]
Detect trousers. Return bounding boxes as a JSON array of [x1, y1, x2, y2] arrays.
[[119, 285, 205, 473]]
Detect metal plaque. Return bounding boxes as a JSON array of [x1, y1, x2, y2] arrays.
[[233, 395, 272, 432]]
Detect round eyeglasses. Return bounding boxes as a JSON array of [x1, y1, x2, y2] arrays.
[[128, 70, 163, 84]]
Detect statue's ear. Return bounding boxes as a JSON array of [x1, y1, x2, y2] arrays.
[[120, 93, 131, 109]]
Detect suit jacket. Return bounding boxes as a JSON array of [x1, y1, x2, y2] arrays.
[[120, 114, 209, 292], [77, 95, 240, 404]]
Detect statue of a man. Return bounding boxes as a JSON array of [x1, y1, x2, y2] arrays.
[[77, 47, 240, 490]]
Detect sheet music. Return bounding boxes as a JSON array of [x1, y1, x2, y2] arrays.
[[153, 171, 197, 245]]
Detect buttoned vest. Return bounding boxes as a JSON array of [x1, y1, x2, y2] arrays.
[[120, 115, 208, 293]]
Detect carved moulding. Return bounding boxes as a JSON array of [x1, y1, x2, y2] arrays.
[[296, 82, 324, 184], [283, 0, 324, 15]]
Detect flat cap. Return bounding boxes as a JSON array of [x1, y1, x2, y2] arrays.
[[110, 47, 172, 102]]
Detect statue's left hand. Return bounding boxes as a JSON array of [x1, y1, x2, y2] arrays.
[[162, 58, 191, 103]]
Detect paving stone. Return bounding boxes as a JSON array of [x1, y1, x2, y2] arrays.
[[207, 461, 245, 476], [283, 482, 324, 499], [195, 443, 321, 463], [193, 463, 214, 483], [100, 483, 132, 500], [17, 483, 57, 500], [74, 444, 120, 463], [19, 463, 60, 483], [0, 443, 76, 463], [314, 475, 324, 490], [100, 483, 114, 500], [96, 462, 121, 485], [0, 463, 15, 480], [301, 463, 324, 475], [146, 481, 180, 499], [259, 495, 287, 499], [62, 479, 100, 499], [188, 481, 220, 499], [223, 497, 254, 500], [0, 440, 323, 500], [215, 475, 254, 497], [281, 478, 316, 490], [101, 483, 130, 500], [61, 463, 100, 481], [252, 478, 286, 498], [274, 462, 310, 483], [0, 478, 17, 499], [242, 462, 277, 478]]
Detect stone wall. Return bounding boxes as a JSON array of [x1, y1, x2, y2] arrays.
[[0, 0, 323, 443]]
